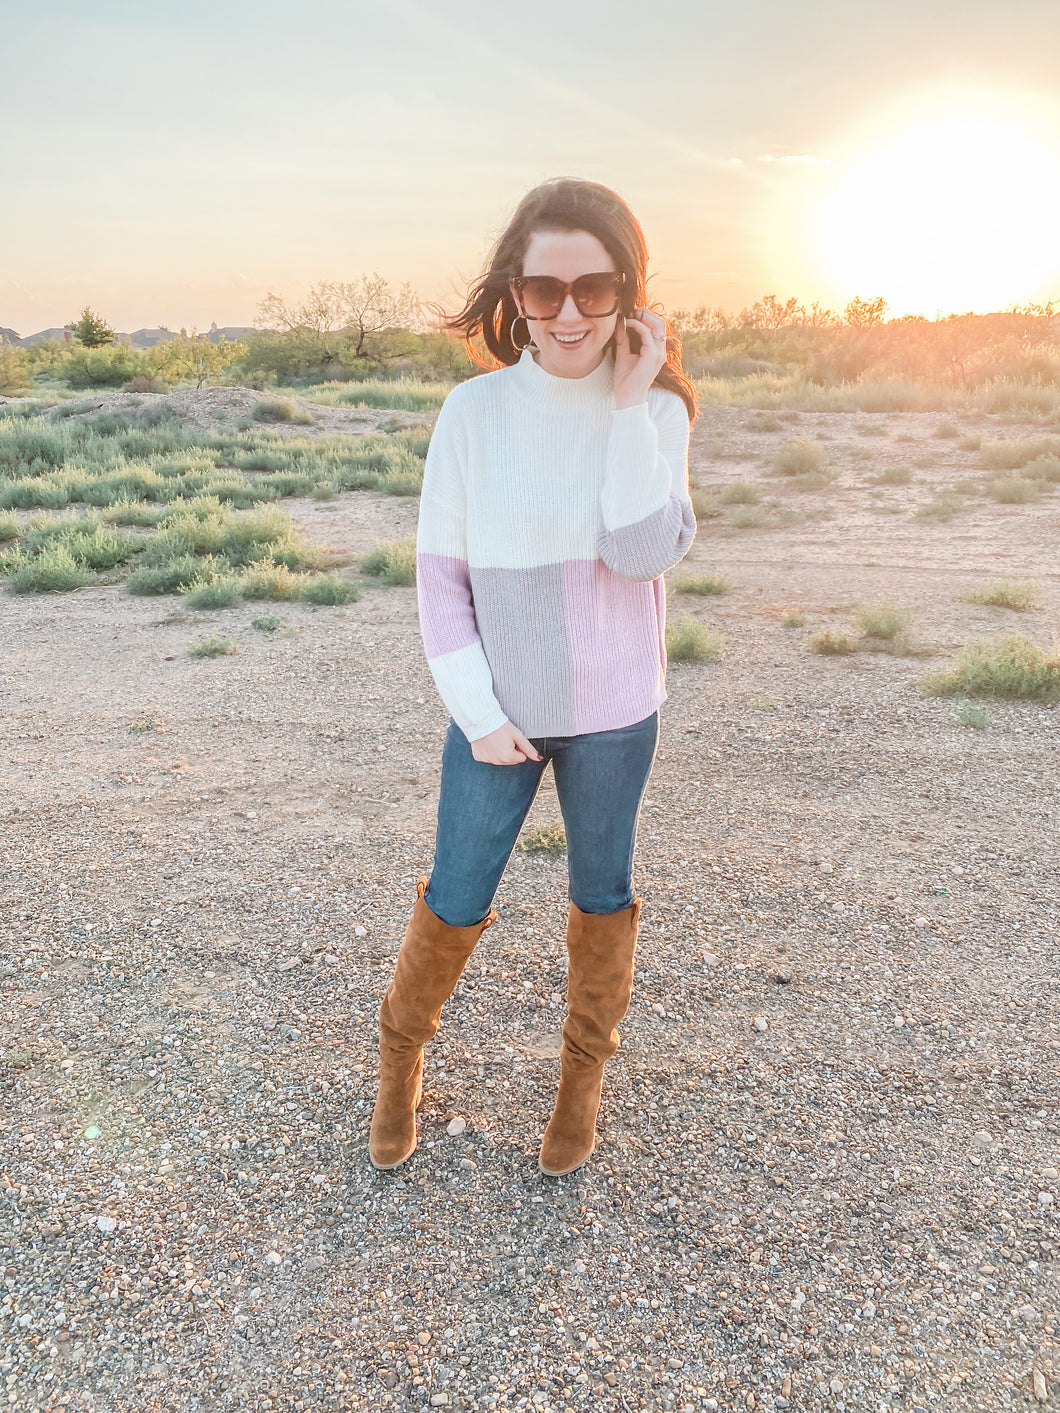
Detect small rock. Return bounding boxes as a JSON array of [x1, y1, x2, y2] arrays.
[[1034, 1368, 1048, 1403], [306, 1255, 326, 1270], [83, 1125, 102, 1141], [265, 1251, 282, 1265], [446, 1117, 467, 1136], [417, 1331, 431, 1346], [752, 1016, 768, 1032], [429, 1396, 449, 1408], [354, 925, 368, 937], [894, 1015, 905, 1028], [913, 915, 929, 928], [829, 1379, 843, 1394], [1038, 1191, 1054, 1206], [652, 1002, 666, 1016], [459, 1157, 477, 1170], [96, 1216, 116, 1234], [972, 1130, 993, 1148], [275, 958, 300, 973], [818, 862, 833, 874], [773, 970, 792, 985], [1042, 1166, 1058, 1180]]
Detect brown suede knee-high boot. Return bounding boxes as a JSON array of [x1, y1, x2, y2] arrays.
[[369, 877, 496, 1170], [539, 897, 641, 1177]]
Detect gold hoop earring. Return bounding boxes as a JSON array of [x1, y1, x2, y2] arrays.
[[511, 315, 536, 353]]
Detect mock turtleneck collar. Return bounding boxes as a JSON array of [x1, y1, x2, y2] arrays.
[[510, 346, 615, 411]]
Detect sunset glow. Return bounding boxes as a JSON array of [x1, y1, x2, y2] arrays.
[[811, 90, 1060, 314]]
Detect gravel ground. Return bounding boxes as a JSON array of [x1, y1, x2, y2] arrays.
[[1, 394, 1058, 1411]]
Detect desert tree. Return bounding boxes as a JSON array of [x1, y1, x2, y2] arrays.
[[256, 275, 422, 369], [150, 329, 246, 388], [72, 307, 115, 347]]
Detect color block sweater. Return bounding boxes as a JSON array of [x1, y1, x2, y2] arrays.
[[416, 348, 696, 741]]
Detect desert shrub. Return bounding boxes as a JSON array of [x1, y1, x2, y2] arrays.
[[187, 635, 237, 658], [6, 545, 96, 593], [691, 488, 722, 519], [334, 379, 449, 412], [933, 420, 959, 438], [183, 577, 243, 610], [780, 610, 807, 628], [126, 556, 202, 595], [63, 347, 151, 389], [301, 573, 360, 605], [0, 512, 17, 542], [240, 561, 308, 600], [746, 412, 782, 432], [979, 437, 1060, 471], [922, 632, 1060, 703], [252, 397, 313, 425], [0, 346, 30, 395], [359, 536, 416, 586], [871, 465, 913, 486], [854, 603, 912, 641], [957, 434, 981, 452], [666, 615, 724, 663], [729, 506, 770, 529], [771, 438, 826, 477], [961, 580, 1041, 612], [122, 375, 168, 394], [916, 492, 964, 521], [254, 471, 319, 499], [720, 481, 760, 505], [673, 572, 731, 596], [252, 615, 283, 632], [1027, 454, 1060, 484], [519, 823, 567, 857], [808, 629, 857, 656], [793, 469, 837, 491], [988, 476, 1040, 504], [952, 700, 990, 729]]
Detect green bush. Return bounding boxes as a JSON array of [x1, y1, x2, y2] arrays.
[[780, 610, 807, 628], [962, 580, 1041, 612], [183, 577, 243, 610], [808, 629, 857, 655], [240, 561, 308, 600], [188, 635, 237, 658], [518, 823, 567, 857], [0, 512, 18, 542], [301, 573, 360, 605], [854, 603, 912, 641], [126, 556, 202, 595], [673, 572, 731, 596], [691, 488, 722, 520], [359, 536, 416, 586], [63, 346, 151, 388], [252, 397, 313, 425], [1027, 454, 1060, 484], [772, 438, 825, 477], [6, 545, 95, 593], [0, 346, 30, 395], [922, 632, 1060, 703], [666, 615, 724, 663], [952, 699, 990, 729]]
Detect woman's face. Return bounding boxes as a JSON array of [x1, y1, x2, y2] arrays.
[[517, 228, 621, 380]]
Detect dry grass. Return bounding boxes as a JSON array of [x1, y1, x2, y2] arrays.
[[961, 580, 1042, 612]]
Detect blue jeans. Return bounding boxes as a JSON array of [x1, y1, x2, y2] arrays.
[[424, 712, 660, 927]]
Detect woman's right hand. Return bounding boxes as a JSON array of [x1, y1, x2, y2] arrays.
[[470, 722, 543, 766]]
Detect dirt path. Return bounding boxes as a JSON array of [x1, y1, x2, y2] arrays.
[[1, 396, 1058, 1411]]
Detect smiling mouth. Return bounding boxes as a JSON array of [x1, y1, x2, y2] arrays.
[[551, 331, 589, 347]]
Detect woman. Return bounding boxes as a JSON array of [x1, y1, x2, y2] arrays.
[[370, 178, 697, 1177]]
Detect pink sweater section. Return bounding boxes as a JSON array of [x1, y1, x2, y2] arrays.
[[416, 350, 695, 741]]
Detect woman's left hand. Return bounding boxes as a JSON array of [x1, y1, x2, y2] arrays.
[[613, 306, 668, 410]]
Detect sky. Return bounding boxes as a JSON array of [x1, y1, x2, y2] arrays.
[[4, 0, 1060, 334]]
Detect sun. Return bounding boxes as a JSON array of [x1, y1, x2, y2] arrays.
[[810, 89, 1060, 315]]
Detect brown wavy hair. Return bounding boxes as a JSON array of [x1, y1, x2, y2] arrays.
[[444, 178, 697, 420]]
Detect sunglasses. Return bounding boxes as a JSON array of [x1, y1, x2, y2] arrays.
[[509, 271, 625, 320]]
